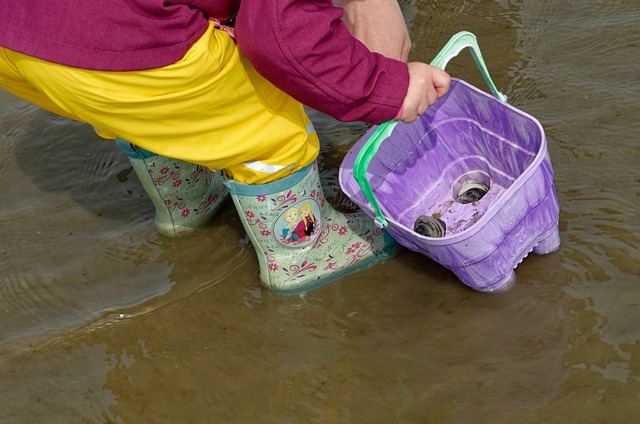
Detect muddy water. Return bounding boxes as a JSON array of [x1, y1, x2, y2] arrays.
[[1, 0, 639, 422]]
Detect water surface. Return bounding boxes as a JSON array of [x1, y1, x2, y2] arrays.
[[1, 0, 639, 422]]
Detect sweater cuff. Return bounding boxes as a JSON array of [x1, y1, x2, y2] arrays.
[[394, 105, 404, 120]]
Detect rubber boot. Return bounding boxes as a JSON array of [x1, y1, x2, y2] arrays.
[[225, 161, 402, 293], [116, 139, 229, 237]]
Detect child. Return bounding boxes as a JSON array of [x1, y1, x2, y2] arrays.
[[0, 0, 450, 293]]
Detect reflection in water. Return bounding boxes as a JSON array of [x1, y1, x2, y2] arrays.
[[1, 0, 640, 422], [0, 343, 119, 422], [0, 106, 173, 351]]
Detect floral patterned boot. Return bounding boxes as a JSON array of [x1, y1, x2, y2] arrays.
[[117, 140, 229, 237], [224, 161, 402, 293]]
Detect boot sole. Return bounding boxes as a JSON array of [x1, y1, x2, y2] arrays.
[[267, 234, 404, 295]]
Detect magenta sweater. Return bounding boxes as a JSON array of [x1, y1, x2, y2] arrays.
[[0, 0, 408, 123]]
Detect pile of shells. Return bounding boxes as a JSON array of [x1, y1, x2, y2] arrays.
[[413, 180, 490, 238]]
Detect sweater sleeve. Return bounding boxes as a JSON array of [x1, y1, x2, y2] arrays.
[[234, 0, 409, 124]]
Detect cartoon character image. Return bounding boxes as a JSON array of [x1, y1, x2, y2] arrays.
[[275, 200, 320, 246], [282, 207, 299, 242], [299, 202, 317, 237]]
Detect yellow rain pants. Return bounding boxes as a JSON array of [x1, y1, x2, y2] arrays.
[[0, 22, 319, 184]]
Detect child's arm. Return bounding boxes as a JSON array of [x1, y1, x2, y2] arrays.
[[236, 0, 409, 124], [236, 0, 449, 125], [333, 0, 450, 122]]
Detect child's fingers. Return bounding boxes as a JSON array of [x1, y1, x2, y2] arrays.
[[432, 67, 451, 98]]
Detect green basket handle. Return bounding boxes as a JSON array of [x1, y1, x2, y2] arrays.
[[352, 31, 507, 228], [430, 31, 508, 102]]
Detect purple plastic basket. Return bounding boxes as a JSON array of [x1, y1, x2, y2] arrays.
[[339, 78, 560, 292]]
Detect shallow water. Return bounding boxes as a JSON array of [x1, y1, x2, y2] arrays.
[[1, 0, 639, 422]]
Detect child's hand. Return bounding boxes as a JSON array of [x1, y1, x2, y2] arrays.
[[399, 63, 451, 123]]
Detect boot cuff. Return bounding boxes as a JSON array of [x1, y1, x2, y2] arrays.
[[224, 162, 313, 196]]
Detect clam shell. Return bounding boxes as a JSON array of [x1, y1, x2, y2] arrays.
[[457, 180, 489, 204], [413, 215, 446, 238]]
